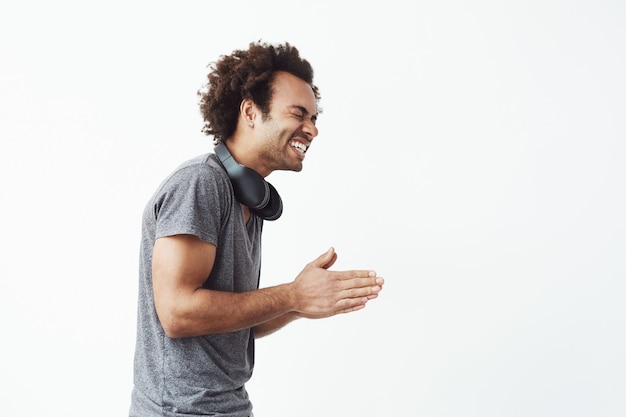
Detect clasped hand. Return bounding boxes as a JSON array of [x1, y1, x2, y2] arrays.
[[292, 247, 384, 318]]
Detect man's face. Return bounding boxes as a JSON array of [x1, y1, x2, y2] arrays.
[[257, 71, 319, 173]]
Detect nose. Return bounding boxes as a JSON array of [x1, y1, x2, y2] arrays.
[[302, 118, 318, 139]]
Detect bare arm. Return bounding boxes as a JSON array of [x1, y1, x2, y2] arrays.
[[253, 249, 382, 338], [153, 234, 383, 338]]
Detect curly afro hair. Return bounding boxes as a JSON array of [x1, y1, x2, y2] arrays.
[[198, 41, 321, 144]]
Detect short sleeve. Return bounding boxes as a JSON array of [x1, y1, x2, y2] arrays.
[[152, 163, 231, 245]]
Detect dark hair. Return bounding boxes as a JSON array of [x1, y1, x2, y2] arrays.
[[198, 41, 321, 144]]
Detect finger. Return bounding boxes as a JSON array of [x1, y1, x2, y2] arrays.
[[310, 247, 336, 269], [336, 276, 384, 294], [321, 251, 338, 269], [334, 270, 379, 281], [342, 284, 382, 300], [334, 296, 370, 314], [334, 303, 367, 315]]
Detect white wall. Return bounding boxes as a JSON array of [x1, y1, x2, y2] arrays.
[[1, 1, 624, 416]]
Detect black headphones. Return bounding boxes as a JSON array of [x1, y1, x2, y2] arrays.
[[214, 142, 283, 221]]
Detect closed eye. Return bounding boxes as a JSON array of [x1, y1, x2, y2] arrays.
[[289, 105, 316, 124]]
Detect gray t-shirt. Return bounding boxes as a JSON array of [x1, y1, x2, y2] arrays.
[[130, 153, 262, 417]]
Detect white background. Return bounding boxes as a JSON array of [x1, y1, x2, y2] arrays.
[[1, 1, 625, 416]]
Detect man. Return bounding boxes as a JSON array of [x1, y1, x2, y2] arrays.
[[130, 41, 384, 417]]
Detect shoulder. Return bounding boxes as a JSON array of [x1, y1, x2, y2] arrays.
[[173, 153, 224, 178], [160, 153, 229, 190], [148, 153, 234, 214]]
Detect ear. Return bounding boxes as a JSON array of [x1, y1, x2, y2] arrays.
[[240, 98, 258, 126]]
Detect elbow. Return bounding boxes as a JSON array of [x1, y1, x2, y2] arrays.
[[157, 309, 190, 339], [162, 322, 186, 339]]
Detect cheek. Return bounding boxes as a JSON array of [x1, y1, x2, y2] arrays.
[[260, 124, 289, 148], [264, 121, 292, 140]]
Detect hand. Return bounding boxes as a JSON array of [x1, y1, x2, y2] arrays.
[[292, 247, 384, 318]]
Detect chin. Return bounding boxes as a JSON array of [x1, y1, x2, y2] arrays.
[[284, 160, 304, 172], [276, 164, 303, 173]]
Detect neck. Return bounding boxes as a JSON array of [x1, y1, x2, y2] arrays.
[[223, 137, 271, 177]]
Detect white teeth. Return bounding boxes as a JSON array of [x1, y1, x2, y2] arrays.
[[290, 140, 308, 153]]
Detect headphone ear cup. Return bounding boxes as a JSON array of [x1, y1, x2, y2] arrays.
[[233, 174, 270, 211], [253, 182, 283, 221], [214, 142, 283, 220]]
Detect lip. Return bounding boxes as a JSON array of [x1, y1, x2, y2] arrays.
[[289, 138, 309, 160], [289, 143, 306, 161]]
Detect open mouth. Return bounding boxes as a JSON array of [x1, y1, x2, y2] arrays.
[[289, 139, 309, 156]]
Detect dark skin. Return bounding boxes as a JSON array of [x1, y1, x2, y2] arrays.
[[153, 72, 384, 339]]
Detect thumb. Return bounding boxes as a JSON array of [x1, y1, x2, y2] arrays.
[[311, 247, 337, 270]]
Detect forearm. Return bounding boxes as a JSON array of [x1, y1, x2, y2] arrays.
[[254, 311, 301, 338], [158, 283, 296, 338]]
